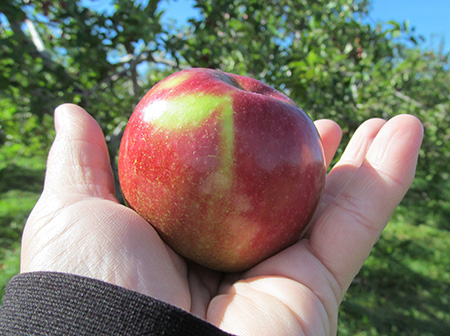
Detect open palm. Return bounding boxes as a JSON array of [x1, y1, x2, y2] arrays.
[[21, 104, 423, 335]]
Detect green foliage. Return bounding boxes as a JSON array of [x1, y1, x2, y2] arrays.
[[1, 0, 449, 333], [180, 0, 450, 231]]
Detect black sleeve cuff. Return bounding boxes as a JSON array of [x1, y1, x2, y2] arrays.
[[0, 272, 234, 336]]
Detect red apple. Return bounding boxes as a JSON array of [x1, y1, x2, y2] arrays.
[[118, 68, 326, 272]]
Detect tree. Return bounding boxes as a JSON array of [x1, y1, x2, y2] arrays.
[[1, 0, 448, 232], [176, 0, 450, 225]]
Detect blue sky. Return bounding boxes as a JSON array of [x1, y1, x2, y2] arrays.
[[370, 0, 449, 52], [160, 0, 450, 53]]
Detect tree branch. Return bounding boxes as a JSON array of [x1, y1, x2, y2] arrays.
[[25, 19, 45, 52], [85, 51, 189, 96], [394, 90, 424, 108], [8, 14, 85, 96]]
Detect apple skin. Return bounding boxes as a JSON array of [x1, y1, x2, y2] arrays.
[[118, 68, 326, 272]]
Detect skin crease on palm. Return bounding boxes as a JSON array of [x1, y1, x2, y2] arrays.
[[20, 104, 423, 336]]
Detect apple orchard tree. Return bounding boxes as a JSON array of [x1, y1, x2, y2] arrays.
[[1, 0, 449, 266]]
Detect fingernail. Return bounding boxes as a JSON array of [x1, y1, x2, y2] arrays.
[[54, 104, 70, 133]]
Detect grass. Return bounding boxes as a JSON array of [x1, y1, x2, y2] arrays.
[[1, 156, 449, 335], [0, 157, 44, 298], [339, 217, 450, 335]]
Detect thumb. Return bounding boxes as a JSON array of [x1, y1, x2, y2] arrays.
[[43, 104, 116, 200]]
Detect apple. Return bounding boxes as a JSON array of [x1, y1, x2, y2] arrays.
[[118, 68, 326, 272]]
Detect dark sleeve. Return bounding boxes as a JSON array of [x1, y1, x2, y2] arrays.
[[0, 272, 235, 336]]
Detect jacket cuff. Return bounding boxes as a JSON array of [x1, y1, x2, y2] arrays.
[[0, 272, 233, 336]]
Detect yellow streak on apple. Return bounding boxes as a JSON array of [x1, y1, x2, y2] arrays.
[[141, 92, 237, 261], [154, 71, 191, 91]]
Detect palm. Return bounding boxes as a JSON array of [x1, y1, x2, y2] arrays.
[[21, 104, 423, 336]]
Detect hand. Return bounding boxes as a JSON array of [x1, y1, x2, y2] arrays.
[[21, 104, 423, 335]]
